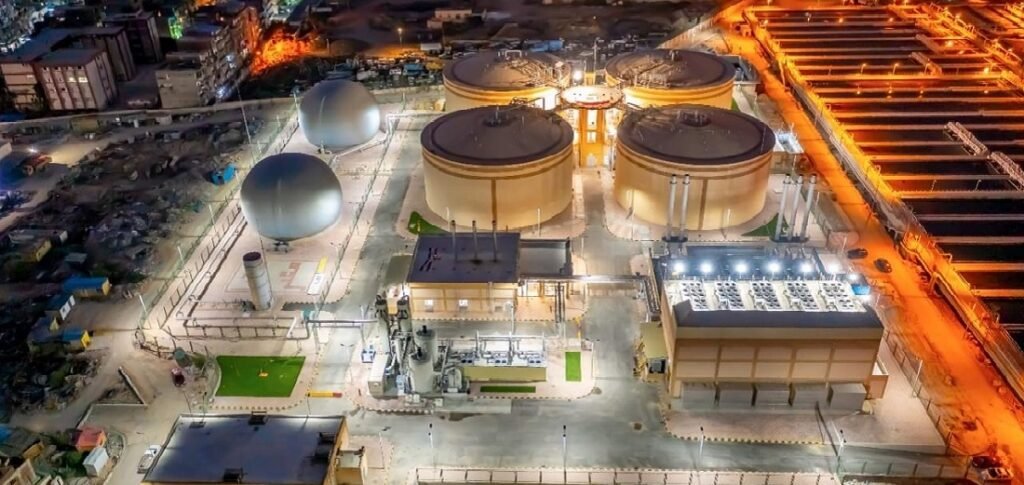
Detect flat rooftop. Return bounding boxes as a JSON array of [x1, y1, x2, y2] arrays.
[[36, 48, 102, 67], [407, 233, 521, 284], [519, 239, 572, 278], [144, 414, 344, 485]]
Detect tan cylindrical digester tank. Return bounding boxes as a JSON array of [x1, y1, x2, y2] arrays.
[[443, 50, 568, 111], [605, 49, 734, 109], [614, 104, 774, 231], [421, 105, 575, 229]]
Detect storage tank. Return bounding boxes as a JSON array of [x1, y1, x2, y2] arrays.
[[414, 325, 438, 364], [299, 79, 381, 148], [605, 49, 735, 109], [421, 105, 574, 228], [614, 104, 774, 231], [240, 153, 343, 242], [443, 50, 568, 111], [242, 251, 273, 311], [408, 348, 435, 394]]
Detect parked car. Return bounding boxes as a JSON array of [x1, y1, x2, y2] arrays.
[[846, 247, 869, 260], [138, 445, 161, 473], [874, 258, 892, 273]]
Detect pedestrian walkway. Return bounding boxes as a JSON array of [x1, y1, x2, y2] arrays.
[[411, 467, 839, 485]]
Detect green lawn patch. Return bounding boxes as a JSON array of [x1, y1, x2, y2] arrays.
[[479, 385, 536, 393], [565, 351, 582, 382], [741, 214, 788, 238], [407, 211, 446, 235], [731, 98, 740, 111], [215, 356, 305, 397]]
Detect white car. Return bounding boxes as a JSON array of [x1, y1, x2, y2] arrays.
[[137, 445, 161, 473]]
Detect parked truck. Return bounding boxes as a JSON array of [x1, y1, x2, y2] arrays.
[[19, 154, 52, 176]]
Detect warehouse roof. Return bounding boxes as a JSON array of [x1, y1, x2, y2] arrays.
[[618, 104, 774, 166], [144, 414, 344, 485], [421, 105, 573, 166], [407, 233, 521, 284], [443, 50, 567, 91], [605, 49, 734, 88]]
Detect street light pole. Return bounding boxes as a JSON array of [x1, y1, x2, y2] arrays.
[[428, 423, 435, 468], [379, 427, 390, 469], [698, 426, 705, 468], [562, 425, 567, 484]]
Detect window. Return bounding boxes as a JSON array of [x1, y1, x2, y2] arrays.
[[457, 299, 469, 311], [424, 299, 434, 312], [78, 76, 88, 83]]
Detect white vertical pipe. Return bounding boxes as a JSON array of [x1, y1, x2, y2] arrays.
[[787, 175, 804, 239], [774, 175, 791, 241], [666, 175, 678, 239], [799, 175, 818, 239], [679, 174, 691, 241]]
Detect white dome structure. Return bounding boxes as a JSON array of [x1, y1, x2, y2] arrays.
[[299, 80, 381, 149], [240, 153, 343, 242]]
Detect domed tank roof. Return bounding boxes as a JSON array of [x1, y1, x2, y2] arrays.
[[605, 49, 733, 89], [421, 105, 573, 166], [617, 104, 774, 166], [443, 50, 568, 91], [299, 80, 381, 148], [240, 153, 343, 242]]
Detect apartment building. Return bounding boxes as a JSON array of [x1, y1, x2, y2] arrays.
[[35, 48, 118, 111], [104, 11, 163, 63], [71, 27, 136, 82]]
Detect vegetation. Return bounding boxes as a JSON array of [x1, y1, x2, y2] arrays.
[[565, 352, 582, 382], [731, 98, 740, 111], [215, 356, 305, 397], [408, 211, 446, 235], [742, 214, 788, 238], [479, 385, 536, 393]]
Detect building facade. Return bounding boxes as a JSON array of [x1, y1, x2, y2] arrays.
[[35, 49, 118, 111], [72, 27, 137, 82], [104, 11, 163, 63]]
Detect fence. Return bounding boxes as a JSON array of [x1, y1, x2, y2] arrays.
[[135, 103, 299, 347], [415, 468, 839, 485]]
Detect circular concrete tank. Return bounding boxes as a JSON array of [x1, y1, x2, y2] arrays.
[[299, 79, 381, 148], [614, 104, 774, 231], [605, 49, 734, 109], [240, 152, 343, 242], [443, 50, 568, 111], [421, 105, 574, 229]]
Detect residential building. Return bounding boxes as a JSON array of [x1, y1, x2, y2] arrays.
[[0, 457, 36, 485], [142, 414, 364, 485], [155, 4, 259, 108], [35, 48, 118, 111], [71, 27, 137, 82], [104, 11, 163, 63], [0, 30, 75, 112]]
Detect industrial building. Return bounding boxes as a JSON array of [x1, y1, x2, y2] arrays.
[[142, 413, 364, 485], [650, 247, 886, 410], [240, 152, 343, 243], [442, 50, 569, 111], [35, 48, 118, 112], [558, 85, 623, 167], [404, 232, 574, 319], [604, 49, 735, 109], [614, 104, 775, 231], [299, 79, 381, 149], [421, 105, 574, 229]]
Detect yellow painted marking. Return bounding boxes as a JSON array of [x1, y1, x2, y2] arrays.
[[316, 257, 328, 273]]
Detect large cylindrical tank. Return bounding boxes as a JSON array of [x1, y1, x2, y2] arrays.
[[409, 348, 435, 394], [240, 153, 343, 242], [443, 50, 568, 111], [414, 325, 438, 364], [299, 79, 381, 148], [614, 104, 774, 231], [421, 105, 574, 228], [242, 251, 273, 311], [605, 49, 734, 109]]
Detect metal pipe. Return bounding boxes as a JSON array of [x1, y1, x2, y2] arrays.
[[787, 175, 804, 240], [774, 175, 791, 241], [679, 174, 691, 241], [492, 220, 498, 262], [666, 175, 678, 239], [450, 219, 457, 267], [472, 220, 479, 261], [799, 175, 818, 239]]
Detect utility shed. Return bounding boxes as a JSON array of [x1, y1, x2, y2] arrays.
[[406, 233, 520, 316]]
